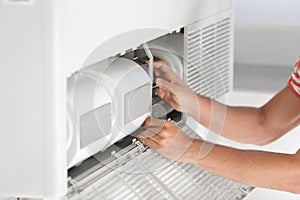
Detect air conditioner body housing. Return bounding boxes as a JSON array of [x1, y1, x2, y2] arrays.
[[0, 0, 233, 198]]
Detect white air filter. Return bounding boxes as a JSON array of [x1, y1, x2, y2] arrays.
[[148, 33, 184, 79], [67, 71, 112, 168], [67, 58, 151, 168], [99, 58, 152, 144]]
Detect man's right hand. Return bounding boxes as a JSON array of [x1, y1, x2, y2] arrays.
[[153, 61, 199, 118]]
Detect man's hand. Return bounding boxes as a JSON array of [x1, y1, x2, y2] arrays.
[[137, 117, 199, 162], [153, 61, 199, 118]]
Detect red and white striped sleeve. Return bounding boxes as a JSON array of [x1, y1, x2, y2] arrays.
[[288, 57, 300, 98]]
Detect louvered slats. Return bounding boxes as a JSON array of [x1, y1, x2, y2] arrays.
[[185, 12, 233, 99]]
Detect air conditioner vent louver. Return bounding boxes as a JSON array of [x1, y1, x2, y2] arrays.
[[185, 12, 233, 99]]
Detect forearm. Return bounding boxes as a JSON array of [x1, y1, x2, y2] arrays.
[[185, 140, 300, 194], [192, 95, 265, 144], [191, 87, 300, 144]]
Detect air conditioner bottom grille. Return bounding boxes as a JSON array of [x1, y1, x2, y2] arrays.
[[67, 124, 254, 200]]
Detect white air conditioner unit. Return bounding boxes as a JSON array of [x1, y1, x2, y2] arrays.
[[0, 1, 247, 199]]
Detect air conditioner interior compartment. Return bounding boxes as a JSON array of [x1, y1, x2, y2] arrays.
[[67, 57, 152, 168], [67, 30, 185, 174]]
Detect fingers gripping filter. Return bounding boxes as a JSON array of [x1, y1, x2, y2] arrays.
[[148, 33, 184, 79], [147, 33, 184, 117]]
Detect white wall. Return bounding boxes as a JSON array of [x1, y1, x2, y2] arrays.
[[234, 0, 300, 67]]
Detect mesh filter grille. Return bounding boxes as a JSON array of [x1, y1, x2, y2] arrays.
[[67, 124, 253, 200], [185, 11, 233, 99]]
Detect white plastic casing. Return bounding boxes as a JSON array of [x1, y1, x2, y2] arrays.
[[99, 58, 152, 145], [67, 58, 151, 168], [67, 72, 112, 168], [0, 0, 232, 198]]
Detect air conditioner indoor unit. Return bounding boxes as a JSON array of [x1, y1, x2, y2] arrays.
[[0, 0, 254, 199]]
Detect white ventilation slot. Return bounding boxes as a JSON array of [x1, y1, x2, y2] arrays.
[[185, 11, 233, 99]]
